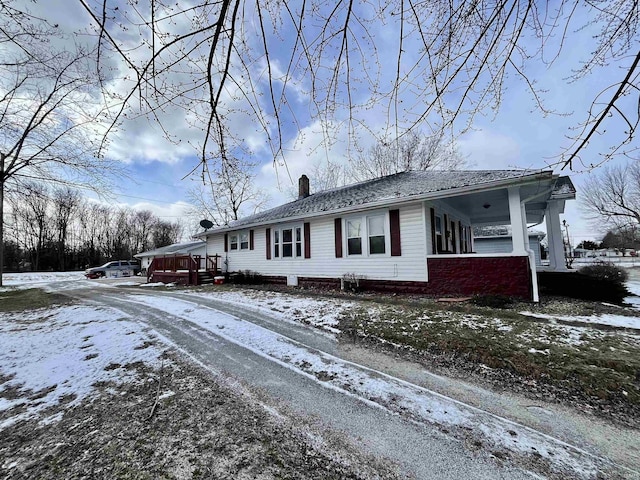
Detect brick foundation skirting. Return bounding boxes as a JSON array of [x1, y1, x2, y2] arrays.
[[269, 256, 532, 300]]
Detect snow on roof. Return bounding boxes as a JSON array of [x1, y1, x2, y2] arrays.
[[209, 169, 551, 232], [134, 240, 205, 258]]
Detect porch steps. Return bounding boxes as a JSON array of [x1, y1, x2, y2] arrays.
[[198, 271, 215, 285]]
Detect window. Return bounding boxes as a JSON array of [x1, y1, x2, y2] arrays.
[[368, 215, 386, 254], [347, 218, 362, 255], [273, 225, 304, 259], [230, 231, 250, 250], [346, 213, 387, 256], [240, 232, 249, 250], [295, 227, 302, 257], [282, 228, 293, 257], [434, 216, 443, 253]]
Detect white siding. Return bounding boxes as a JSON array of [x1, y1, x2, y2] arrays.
[[474, 236, 542, 266], [205, 203, 428, 281]]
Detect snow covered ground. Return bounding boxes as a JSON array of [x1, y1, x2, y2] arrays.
[[1, 271, 84, 289], [1, 273, 637, 478], [0, 303, 162, 429]]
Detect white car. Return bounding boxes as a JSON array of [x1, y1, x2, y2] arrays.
[[85, 260, 141, 278]]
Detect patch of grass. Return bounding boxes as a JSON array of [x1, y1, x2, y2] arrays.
[[338, 304, 640, 413], [0, 288, 71, 312]]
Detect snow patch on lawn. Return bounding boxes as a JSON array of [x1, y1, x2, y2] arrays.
[[520, 311, 640, 330], [183, 290, 355, 334], [0, 305, 162, 429], [0, 272, 85, 291]]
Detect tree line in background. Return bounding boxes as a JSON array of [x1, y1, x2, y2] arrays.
[[580, 160, 640, 252], [2, 183, 182, 272]]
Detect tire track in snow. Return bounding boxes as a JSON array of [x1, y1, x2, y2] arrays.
[[110, 292, 632, 480]]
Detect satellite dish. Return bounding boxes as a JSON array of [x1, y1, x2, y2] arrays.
[[200, 219, 214, 230]]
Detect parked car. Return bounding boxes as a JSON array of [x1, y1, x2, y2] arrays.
[[85, 260, 141, 278]]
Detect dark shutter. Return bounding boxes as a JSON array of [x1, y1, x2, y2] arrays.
[[304, 222, 311, 259], [429, 208, 436, 254], [451, 221, 457, 254], [390, 209, 401, 256], [265, 228, 271, 260], [334, 218, 343, 258], [249, 229, 254, 250], [224, 233, 228, 252]]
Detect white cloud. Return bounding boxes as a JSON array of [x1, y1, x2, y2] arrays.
[[458, 129, 523, 170]]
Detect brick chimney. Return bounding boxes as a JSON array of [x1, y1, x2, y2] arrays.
[[298, 174, 310, 199]]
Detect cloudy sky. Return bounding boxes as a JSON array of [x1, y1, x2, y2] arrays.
[[9, 0, 638, 245]]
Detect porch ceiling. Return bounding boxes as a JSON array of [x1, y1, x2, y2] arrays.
[[442, 180, 556, 226]]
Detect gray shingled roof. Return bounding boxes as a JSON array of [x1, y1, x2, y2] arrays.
[[215, 169, 552, 231]]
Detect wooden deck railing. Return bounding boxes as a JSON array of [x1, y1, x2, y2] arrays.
[[147, 254, 221, 284]]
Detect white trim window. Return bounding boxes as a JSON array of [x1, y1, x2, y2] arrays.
[[346, 213, 388, 256], [434, 215, 443, 253], [230, 231, 249, 251], [367, 215, 386, 254], [240, 232, 249, 250], [273, 225, 303, 259], [346, 218, 363, 255]]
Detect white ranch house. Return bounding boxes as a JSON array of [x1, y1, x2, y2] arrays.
[[156, 170, 575, 301]]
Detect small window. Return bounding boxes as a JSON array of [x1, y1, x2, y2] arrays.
[[347, 219, 362, 255], [282, 228, 293, 257], [368, 215, 386, 254], [434, 216, 443, 253], [240, 232, 249, 250], [274, 230, 280, 258], [295, 227, 302, 257], [230, 234, 238, 250]]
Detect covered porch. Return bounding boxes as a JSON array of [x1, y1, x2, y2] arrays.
[[425, 175, 576, 301]]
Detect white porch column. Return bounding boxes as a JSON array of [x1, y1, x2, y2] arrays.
[[545, 200, 566, 271], [508, 187, 527, 254]]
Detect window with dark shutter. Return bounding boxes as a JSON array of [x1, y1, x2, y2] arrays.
[[224, 233, 228, 252], [249, 230, 254, 250], [334, 218, 343, 258], [390, 209, 401, 256]]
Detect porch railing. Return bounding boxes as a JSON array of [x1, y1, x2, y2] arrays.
[[147, 254, 221, 283]]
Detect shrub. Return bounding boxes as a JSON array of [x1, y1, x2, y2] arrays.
[[579, 262, 628, 285], [230, 270, 264, 285], [341, 272, 366, 293], [471, 295, 514, 309]]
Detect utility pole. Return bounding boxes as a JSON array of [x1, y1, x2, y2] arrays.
[[562, 220, 573, 267]]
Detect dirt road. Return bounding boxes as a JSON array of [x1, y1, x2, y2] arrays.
[[57, 280, 637, 479]]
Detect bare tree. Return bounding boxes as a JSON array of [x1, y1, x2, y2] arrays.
[[0, 3, 116, 284], [349, 132, 465, 183], [70, 0, 639, 175], [581, 161, 640, 232], [151, 220, 182, 248], [52, 187, 81, 270], [189, 158, 269, 226], [8, 183, 51, 271]]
